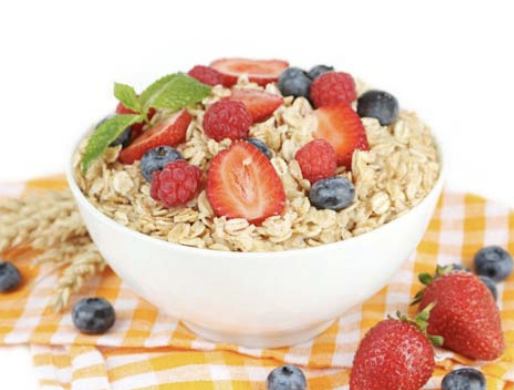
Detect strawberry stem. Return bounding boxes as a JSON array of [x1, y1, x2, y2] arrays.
[[392, 303, 444, 347]]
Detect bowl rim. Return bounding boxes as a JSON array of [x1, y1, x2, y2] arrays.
[[66, 118, 446, 260]]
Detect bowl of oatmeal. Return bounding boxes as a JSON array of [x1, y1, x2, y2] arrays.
[[67, 58, 444, 348]]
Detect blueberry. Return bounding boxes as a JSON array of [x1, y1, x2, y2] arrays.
[[246, 138, 272, 159], [479, 276, 498, 301], [96, 116, 133, 148], [308, 65, 334, 80], [357, 90, 399, 126], [442, 368, 486, 390], [450, 263, 472, 272], [72, 297, 115, 335], [140, 146, 183, 182], [267, 365, 307, 390], [278, 68, 312, 99], [309, 177, 355, 211], [0, 262, 21, 292], [474, 246, 513, 282]]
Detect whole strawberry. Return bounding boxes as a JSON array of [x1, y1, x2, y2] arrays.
[[350, 305, 440, 390], [414, 266, 504, 361]]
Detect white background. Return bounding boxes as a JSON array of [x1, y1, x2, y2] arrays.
[[1, 0, 514, 388]]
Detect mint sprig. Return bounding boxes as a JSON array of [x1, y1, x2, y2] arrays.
[[141, 73, 211, 113], [114, 82, 140, 113], [81, 73, 211, 172], [82, 114, 143, 172]]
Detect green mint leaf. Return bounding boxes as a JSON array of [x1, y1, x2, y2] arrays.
[[141, 73, 211, 114], [82, 114, 143, 172], [139, 74, 179, 114], [114, 82, 141, 113]]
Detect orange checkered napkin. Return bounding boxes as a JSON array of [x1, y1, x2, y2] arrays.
[[1, 177, 514, 390]]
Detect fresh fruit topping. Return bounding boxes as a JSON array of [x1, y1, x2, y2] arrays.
[[229, 89, 283, 123], [150, 160, 202, 207], [474, 246, 513, 282], [210, 58, 289, 87], [442, 369, 486, 390], [313, 103, 369, 168], [187, 65, 222, 86], [310, 72, 357, 107], [449, 263, 472, 272], [206, 141, 286, 224], [72, 297, 115, 334], [115, 101, 138, 115], [267, 365, 307, 390], [246, 138, 272, 159], [308, 64, 334, 80], [295, 140, 337, 184], [277, 68, 312, 100], [479, 276, 498, 301], [357, 90, 399, 126], [309, 177, 355, 211], [203, 100, 252, 142], [350, 306, 438, 390], [82, 74, 211, 172], [414, 266, 505, 360], [119, 109, 192, 165], [0, 262, 21, 292], [140, 146, 183, 182]]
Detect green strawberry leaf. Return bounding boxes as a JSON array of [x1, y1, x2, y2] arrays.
[[114, 82, 141, 113], [82, 114, 143, 172], [140, 73, 210, 114]]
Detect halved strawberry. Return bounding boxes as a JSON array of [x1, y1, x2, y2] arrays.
[[119, 109, 191, 164], [229, 89, 283, 123], [210, 58, 289, 87], [313, 103, 369, 168], [115, 102, 157, 138], [207, 141, 286, 224]]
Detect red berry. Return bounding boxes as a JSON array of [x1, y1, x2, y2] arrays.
[[210, 58, 289, 87], [418, 269, 504, 361], [313, 103, 369, 168], [295, 139, 337, 184], [203, 100, 252, 142], [119, 109, 191, 164], [310, 72, 357, 108], [187, 65, 222, 86], [207, 141, 286, 224], [229, 89, 283, 123], [350, 318, 435, 390], [150, 160, 202, 207]]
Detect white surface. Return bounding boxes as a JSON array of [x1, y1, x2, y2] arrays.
[[68, 146, 443, 347], [1, 0, 514, 388]]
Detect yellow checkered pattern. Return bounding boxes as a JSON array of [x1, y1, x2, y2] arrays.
[[0, 177, 513, 390]]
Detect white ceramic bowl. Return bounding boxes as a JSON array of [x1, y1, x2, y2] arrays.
[[67, 131, 445, 348]]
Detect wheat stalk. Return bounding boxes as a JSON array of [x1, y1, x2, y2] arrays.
[[0, 190, 107, 311]]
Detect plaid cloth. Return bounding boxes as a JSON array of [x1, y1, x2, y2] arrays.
[[1, 177, 513, 390]]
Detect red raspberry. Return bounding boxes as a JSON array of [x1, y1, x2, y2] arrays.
[[295, 139, 337, 184], [203, 100, 252, 142], [188, 65, 222, 86], [150, 160, 202, 207], [310, 72, 357, 108]]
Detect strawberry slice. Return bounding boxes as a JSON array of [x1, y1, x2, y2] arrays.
[[210, 58, 289, 87], [119, 109, 191, 164], [313, 103, 369, 168], [207, 141, 286, 224], [229, 89, 283, 123]]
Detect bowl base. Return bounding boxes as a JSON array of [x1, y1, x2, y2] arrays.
[[182, 319, 335, 349]]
